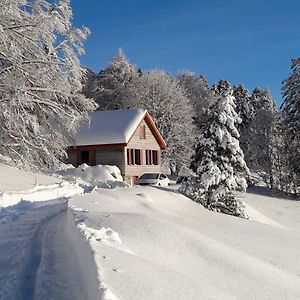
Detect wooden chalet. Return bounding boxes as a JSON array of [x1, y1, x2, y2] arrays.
[[67, 109, 167, 184]]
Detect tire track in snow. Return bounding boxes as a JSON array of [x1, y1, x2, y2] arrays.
[[0, 199, 100, 300], [17, 204, 67, 300]]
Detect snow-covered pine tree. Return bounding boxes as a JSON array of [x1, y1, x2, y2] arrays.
[[267, 114, 293, 192], [282, 58, 300, 190], [247, 88, 277, 173], [0, 0, 97, 170], [92, 49, 138, 110], [82, 67, 98, 100], [233, 85, 253, 167], [211, 79, 231, 96], [130, 70, 196, 173], [282, 58, 300, 140], [181, 82, 249, 218]]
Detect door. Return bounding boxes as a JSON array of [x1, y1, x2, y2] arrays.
[[81, 150, 90, 165]]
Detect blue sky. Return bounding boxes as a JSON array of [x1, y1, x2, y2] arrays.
[[72, 0, 300, 105]]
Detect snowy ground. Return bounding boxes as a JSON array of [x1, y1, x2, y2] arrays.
[[0, 164, 60, 192], [70, 185, 300, 300], [0, 199, 99, 300], [1, 165, 300, 299], [0, 163, 83, 208]]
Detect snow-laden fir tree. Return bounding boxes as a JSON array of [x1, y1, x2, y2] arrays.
[[233, 85, 253, 167], [130, 70, 196, 173], [211, 79, 232, 96], [0, 0, 97, 170], [181, 82, 249, 218], [247, 88, 277, 173], [92, 49, 139, 110], [282, 58, 300, 190]]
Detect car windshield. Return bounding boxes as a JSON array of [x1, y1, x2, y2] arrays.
[[139, 173, 159, 180]]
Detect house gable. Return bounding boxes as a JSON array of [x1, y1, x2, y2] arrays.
[[127, 112, 166, 149], [124, 118, 162, 178]]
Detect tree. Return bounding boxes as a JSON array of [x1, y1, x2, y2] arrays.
[[181, 83, 249, 218], [211, 79, 232, 96], [282, 58, 300, 191], [129, 70, 196, 173], [282, 58, 300, 140], [176, 71, 215, 130], [233, 85, 253, 167], [0, 0, 97, 170], [247, 88, 277, 173], [92, 49, 138, 110]]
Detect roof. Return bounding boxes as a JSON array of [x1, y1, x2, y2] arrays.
[[73, 109, 166, 149]]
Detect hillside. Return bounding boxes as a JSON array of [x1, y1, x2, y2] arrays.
[[70, 185, 300, 299], [1, 164, 300, 299]]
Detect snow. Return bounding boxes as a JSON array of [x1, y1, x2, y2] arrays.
[[0, 199, 100, 300], [70, 185, 300, 299], [0, 182, 83, 208], [0, 163, 60, 192], [0, 163, 83, 208], [1, 163, 300, 299], [56, 163, 126, 188], [73, 109, 146, 146]]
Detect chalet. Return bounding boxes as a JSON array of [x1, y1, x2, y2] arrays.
[[67, 109, 167, 184]]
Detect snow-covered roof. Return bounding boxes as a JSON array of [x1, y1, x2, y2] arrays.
[[74, 109, 148, 146]]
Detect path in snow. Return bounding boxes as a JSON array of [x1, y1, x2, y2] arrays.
[[0, 199, 100, 300]]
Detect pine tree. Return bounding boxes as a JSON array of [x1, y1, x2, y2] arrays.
[[233, 85, 253, 167], [93, 49, 138, 110], [181, 84, 249, 218], [211, 79, 231, 96], [282, 58, 300, 190], [0, 0, 97, 170], [282, 58, 300, 140], [247, 88, 277, 173]]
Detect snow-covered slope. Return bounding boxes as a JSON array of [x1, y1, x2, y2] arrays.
[[0, 163, 60, 192], [1, 165, 300, 300], [0, 163, 83, 208], [70, 186, 300, 300]]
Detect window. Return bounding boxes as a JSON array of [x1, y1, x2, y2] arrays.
[[135, 149, 141, 165], [152, 150, 158, 165], [140, 125, 146, 139], [139, 173, 159, 180], [127, 149, 141, 165], [160, 174, 167, 180], [145, 150, 159, 165]]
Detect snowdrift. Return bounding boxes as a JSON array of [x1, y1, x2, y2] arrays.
[[57, 164, 127, 188], [70, 186, 300, 299]]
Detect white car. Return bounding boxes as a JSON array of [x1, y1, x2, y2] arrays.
[[137, 173, 170, 187]]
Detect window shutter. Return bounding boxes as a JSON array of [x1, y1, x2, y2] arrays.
[[140, 149, 143, 164], [140, 125, 146, 139], [127, 149, 130, 165]]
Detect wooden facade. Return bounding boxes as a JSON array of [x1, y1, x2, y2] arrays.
[[67, 111, 166, 185]]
